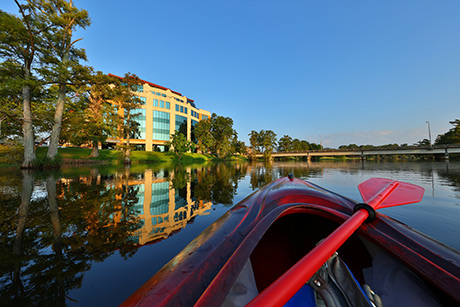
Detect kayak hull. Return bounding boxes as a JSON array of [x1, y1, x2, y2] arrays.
[[121, 177, 460, 306]]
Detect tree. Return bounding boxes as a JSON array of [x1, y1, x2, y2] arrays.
[[194, 113, 237, 158], [1, 1, 92, 167], [38, 0, 92, 161], [0, 4, 44, 168], [60, 72, 119, 157], [232, 137, 246, 155], [435, 119, 460, 145], [194, 118, 213, 154], [414, 139, 430, 147], [248, 130, 277, 160], [167, 132, 195, 161], [278, 135, 293, 152], [111, 73, 143, 164]]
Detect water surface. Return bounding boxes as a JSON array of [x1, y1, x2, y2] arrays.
[[1, 160, 459, 306]]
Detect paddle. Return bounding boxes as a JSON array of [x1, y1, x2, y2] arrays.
[[247, 177, 424, 307]]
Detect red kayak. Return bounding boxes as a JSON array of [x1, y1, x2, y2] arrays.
[[121, 176, 460, 306]]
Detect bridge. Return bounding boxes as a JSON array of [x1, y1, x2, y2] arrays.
[[255, 145, 460, 160]]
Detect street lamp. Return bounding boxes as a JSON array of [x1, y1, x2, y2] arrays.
[[426, 121, 432, 147]]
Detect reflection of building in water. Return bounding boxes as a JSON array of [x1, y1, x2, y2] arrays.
[[128, 169, 212, 245]]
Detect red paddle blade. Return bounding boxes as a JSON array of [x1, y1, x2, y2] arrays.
[[358, 178, 425, 209]]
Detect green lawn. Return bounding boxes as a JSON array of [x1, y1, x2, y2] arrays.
[[1, 145, 248, 168], [44, 147, 242, 165]]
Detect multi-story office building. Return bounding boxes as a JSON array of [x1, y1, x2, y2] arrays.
[[107, 74, 211, 152]]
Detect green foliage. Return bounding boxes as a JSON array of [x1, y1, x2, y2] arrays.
[[435, 119, 460, 145], [232, 138, 246, 155], [194, 113, 238, 158], [278, 135, 293, 152], [248, 130, 277, 158], [414, 139, 431, 147], [1, 1, 94, 165], [0, 140, 23, 164], [166, 132, 195, 161], [34, 154, 62, 168], [60, 72, 120, 157], [111, 73, 144, 163], [194, 118, 213, 153]]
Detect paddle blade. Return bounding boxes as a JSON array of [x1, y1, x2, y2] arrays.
[[358, 178, 424, 209]]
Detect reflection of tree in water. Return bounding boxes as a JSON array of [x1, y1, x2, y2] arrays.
[[434, 162, 460, 196], [188, 163, 248, 206], [0, 169, 141, 306], [249, 162, 324, 190]]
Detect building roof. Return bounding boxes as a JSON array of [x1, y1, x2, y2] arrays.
[[108, 73, 190, 101]]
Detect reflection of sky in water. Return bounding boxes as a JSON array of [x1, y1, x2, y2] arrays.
[[31, 183, 47, 201], [244, 161, 460, 251], [1, 161, 460, 306]]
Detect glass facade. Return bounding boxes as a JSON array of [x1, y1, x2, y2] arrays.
[[134, 108, 146, 139], [110, 76, 210, 150], [133, 84, 143, 92], [175, 115, 188, 136], [191, 119, 198, 143], [140, 96, 146, 104], [152, 110, 170, 141], [150, 181, 169, 215]]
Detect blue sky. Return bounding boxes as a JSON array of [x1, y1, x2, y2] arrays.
[[3, 1, 460, 148]]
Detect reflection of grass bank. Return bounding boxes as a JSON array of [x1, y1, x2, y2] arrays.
[[0, 147, 248, 168]]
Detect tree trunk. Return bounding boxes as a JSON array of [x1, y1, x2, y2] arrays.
[[124, 114, 131, 164], [91, 140, 99, 158], [47, 83, 67, 160], [13, 170, 34, 255], [12, 170, 34, 294], [47, 175, 62, 255], [21, 75, 36, 169]]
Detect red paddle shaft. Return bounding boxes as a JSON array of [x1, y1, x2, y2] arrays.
[[247, 179, 423, 307]]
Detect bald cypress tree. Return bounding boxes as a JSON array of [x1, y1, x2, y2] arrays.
[[38, 0, 92, 161], [0, 3, 44, 168]]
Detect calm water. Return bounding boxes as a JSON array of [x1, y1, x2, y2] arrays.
[[1, 160, 459, 306]]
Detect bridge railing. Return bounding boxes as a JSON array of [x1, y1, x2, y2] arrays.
[[272, 144, 460, 155]]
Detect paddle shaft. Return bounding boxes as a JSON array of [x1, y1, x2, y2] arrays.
[[248, 182, 399, 307], [247, 209, 368, 307]]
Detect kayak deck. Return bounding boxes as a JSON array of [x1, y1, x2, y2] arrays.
[[121, 177, 460, 306]]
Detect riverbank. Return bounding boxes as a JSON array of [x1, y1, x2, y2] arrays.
[[0, 147, 248, 168]]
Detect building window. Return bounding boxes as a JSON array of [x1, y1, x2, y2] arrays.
[[133, 108, 146, 139], [191, 119, 198, 143], [175, 115, 187, 137], [184, 107, 188, 114], [202, 115, 209, 121], [156, 92, 162, 96], [150, 181, 169, 215], [162, 94, 166, 97], [166, 102, 170, 109], [153, 99, 158, 107], [180, 106, 184, 113], [133, 84, 143, 92], [160, 100, 164, 108], [153, 110, 170, 141], [136, 96, 146, 105], [175, 104, 179, 112]]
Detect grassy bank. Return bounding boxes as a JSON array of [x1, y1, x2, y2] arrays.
[[48, 147, 216, 165], [0, 146, 248, 168]]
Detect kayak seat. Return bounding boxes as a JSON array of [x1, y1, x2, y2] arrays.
[[250, 213, 372, 292]]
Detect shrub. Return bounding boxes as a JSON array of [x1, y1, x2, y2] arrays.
[[0, 140, 23, 164]]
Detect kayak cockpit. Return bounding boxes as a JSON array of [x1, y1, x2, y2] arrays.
[[224, 212, 453, 306]]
